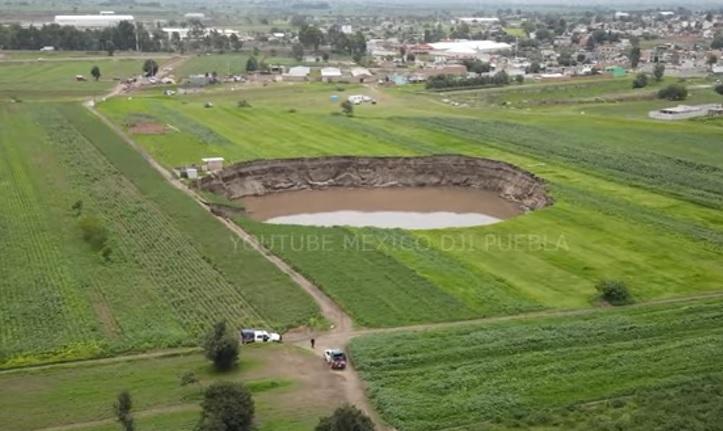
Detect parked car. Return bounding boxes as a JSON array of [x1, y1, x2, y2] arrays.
[[240, 329, 281, 344], [323, 348, 347, 370]]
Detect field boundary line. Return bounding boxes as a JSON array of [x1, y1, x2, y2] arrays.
[[32, 403, 199, 431], [0, 347, 200, 375]]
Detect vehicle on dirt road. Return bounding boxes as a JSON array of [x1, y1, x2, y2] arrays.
[[240, 329, 282, 344], [323, 348, 347, 370]]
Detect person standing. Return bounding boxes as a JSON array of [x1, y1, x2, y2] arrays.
[[310, 338, 316, 349]]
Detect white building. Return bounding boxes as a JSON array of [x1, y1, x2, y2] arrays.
[[283, 66, 311, 81], [54, 14, 134, 28], [184, 13, 205, 20], [321, 67, 343, 82], [429, 40, 511, 61], [456, 17, 500, 26]]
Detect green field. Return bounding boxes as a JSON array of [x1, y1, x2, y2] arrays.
[[0, 102, 317, 368], [350, 298, 723, 431], [0, 345, 334, 431], [0, 58, 147, 100], [97, 81, 723, 327]]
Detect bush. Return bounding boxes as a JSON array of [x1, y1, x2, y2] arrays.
[[596, 280, 633, 305], [237, 99, 251, 108], [316, 404, 375, 431], [340, 100, 354, 116], [78, 215, 108, 251], [632, 73, 649, 89], [114, 391, 134, 431], [180, 371, 198, 386], [657, 84, 688, 101], [714, 84, 723, 96], [198, 382, 255, 431], [653, 63, 665, 81], [202, 321, 240, 371]]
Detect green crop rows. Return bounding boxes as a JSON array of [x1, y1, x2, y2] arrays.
[[0, 103, 317, 368], [350, 298, 723, 431]]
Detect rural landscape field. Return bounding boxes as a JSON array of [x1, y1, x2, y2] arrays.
[[2, 1, 723, 430]]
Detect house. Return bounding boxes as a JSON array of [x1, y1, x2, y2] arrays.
[[320, 67, 343, 82], [201, 157, 224, 172], [283, 66, 311, 82], [350, 67, 373, 83]]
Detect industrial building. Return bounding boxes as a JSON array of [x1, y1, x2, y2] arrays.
[[54, 14, 134, 28]]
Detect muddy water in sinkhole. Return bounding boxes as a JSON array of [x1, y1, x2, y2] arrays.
[[242, 187, 524, 230]]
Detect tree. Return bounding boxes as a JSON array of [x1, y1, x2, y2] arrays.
[[299, 24, 324, 51], [229, 33, 242, 52], [292, 43, 304, 61], [653, 63, 665, 81], [528, 62, 542, 74], [632, 72, 648, 89], [202, 321, 239, 371], [91, 65, 101, 81], [142, 59, 159, 77], [715, 84, 723, 96], [114, 391, 134, 431], [595, 280, 632, 305], [657, 84, 688, 101], [316, 404, 375, 431], [197, 382, 254, 431], [515, 74, 524, 84], [707, 54, 719, 66], [629, 46, 641, 68], [712, 33, 723, 49], [340, 100, 354, 116], [245, 56, 258, 72]]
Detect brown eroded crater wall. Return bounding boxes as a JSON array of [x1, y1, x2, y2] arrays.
[[198, 155, 553, 211]]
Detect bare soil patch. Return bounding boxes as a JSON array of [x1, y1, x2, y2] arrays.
[[129, 122, 168, 135]]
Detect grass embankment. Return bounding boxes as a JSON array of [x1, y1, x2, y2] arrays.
[[0, 103, 317, 368], [98, 82, 723, 327], [0, 345, 330, 431], [350, 298, 723, 431]]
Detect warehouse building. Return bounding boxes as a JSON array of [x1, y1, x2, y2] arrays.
[[54, 14, 134, 28]]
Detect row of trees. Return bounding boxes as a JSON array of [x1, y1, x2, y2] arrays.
[[426, 71, 515, 90]]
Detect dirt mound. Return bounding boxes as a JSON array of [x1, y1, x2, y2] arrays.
[[129, 122, 168, 135], [198, 155, 552, 211]]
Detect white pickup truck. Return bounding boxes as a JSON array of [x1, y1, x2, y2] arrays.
[[240, 329, 281, 344]]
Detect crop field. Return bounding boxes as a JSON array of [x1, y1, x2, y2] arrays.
[[97, 81, 723, 328], [0, 58, 146, 100], [349, 298, 723, 431], [0, 345, 336, 431], [0, 102, 317, 368]]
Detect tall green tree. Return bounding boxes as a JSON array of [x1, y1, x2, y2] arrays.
[[142, 59, 159, 76], [299, 25, 324, 51], [91, 65, 101, 81], [292, 43, 304, 61], [653, 63, 665, 81], [316, 404, 375, 431], [114, 391, 134, 431], [197, 382, 255, 431], [202, 321, 239, 371], [245, 56, 258, 72], [629, 46, 641, 68]]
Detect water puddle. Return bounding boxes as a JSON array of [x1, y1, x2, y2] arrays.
[[242, 187, 522, 230]]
